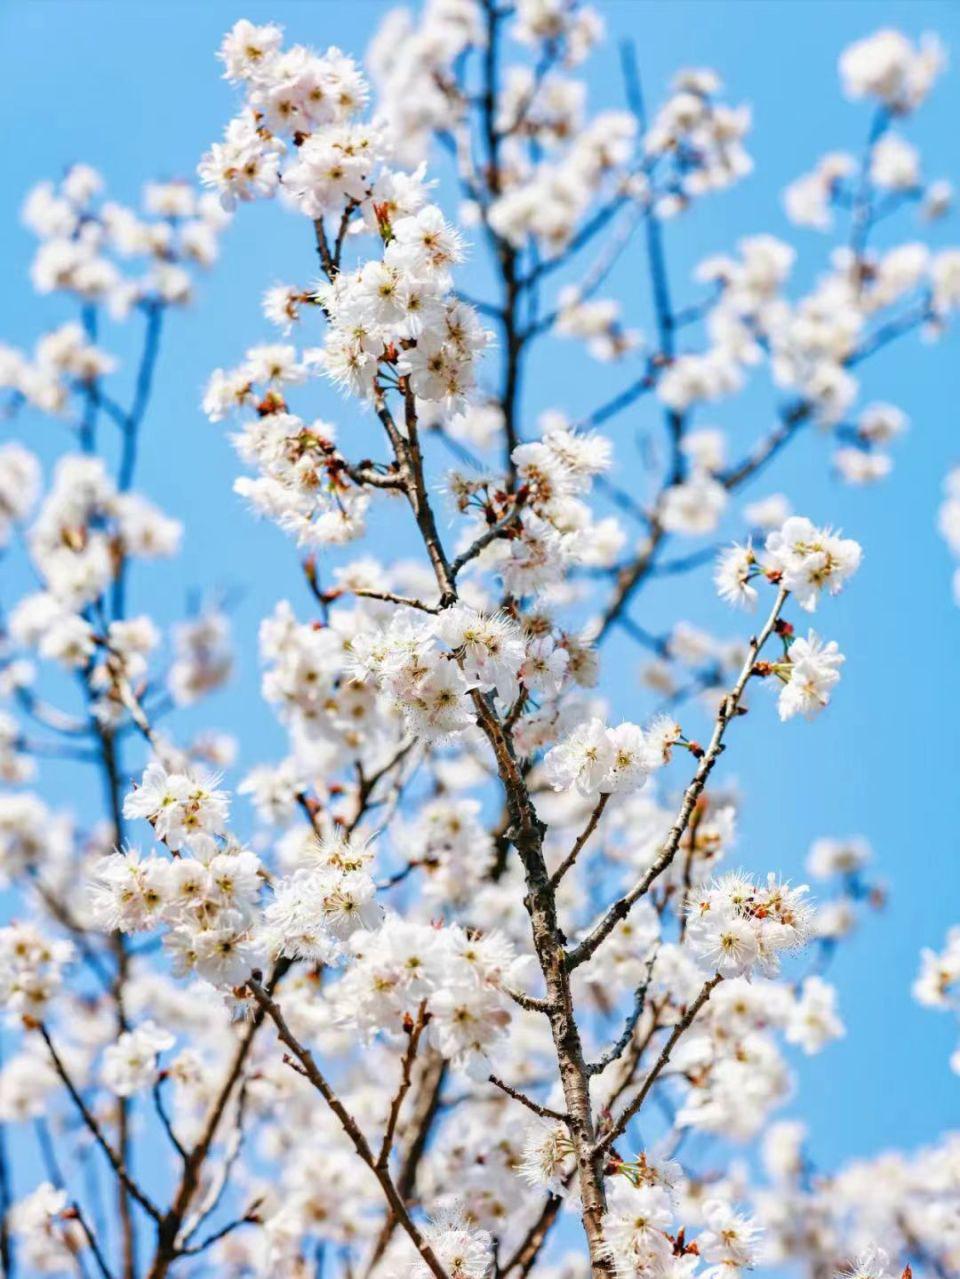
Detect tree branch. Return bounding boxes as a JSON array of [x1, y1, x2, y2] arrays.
[[595, 973, 723, 1155], [488, 1075, 567, 1122], [246, 978, 451, 1279], [38, 1025, 162, 1222], [568, 587, 789, 969]]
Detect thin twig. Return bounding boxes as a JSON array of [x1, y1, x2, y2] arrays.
[[348, 589, 440, 614], [377, 1002, 430, 1170], [595, 974, 723, 1155], [246, 979, 450, 1279], [152, 1079, 188, 1163], [548, 794, 609, 889], [175, 1203, 263, 1257], [38, 1025, 161, 1222], [450, 500, 525, 579], [587, 950, 659, 1076], [70, 1200, 116, 1279], [568, 587, 789, 970], [488, 1075, 567, 1122]]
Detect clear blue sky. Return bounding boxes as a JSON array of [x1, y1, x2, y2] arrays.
[[1, 0, 959, 1182]]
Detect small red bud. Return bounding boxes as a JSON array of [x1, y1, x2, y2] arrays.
[[256, 390, 287, 416]]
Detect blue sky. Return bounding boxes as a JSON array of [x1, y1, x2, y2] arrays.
[[1, 0, 959, 1185]]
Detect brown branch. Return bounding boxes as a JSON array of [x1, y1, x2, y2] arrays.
[[377, 1002, 430, 1170], [548, 793, 610, 890], [500, 1187, 567, 1277], [466, 691, 613, 1272], [152, 1078, 188, 1162], [595, 974, 723, 1156], [488, 1075, 567, 1122], [296, 790, 324, 837], [329, 103, 624, 1258], [180, 1077, 252, 1246], [567, 586, 789, 970], [502, 985, 554, 1015], [144, 959, 290, 1279], [38, 1025, 161, 1222], [601, 1001, 665, 1117], [342, 464, 408, 492], [348, 589, 440, 614], [449, 500, 525, 579], [313, 218, 336, 281], [349, 738, 419, 835], [361, 372, 616, 1268], [0, 1066, 11, 1279], [246, 978, 450, 1279], [596, 525, 666, 640], [69, 1199, 116, 1279], [588, 950, 658, 1076], [364, 1057, 447, 1275], [175, 1202, 263, 1257], [398, 383, 458, 604]]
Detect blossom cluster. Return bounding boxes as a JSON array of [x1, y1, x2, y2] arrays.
[[199, 20, 371, 212], [335, 919, 524, 1076], [22, 165, 228, 308], [318, 207, 490, 407], [544, 714, 678, 799], [686, 871, 811, 978], [712, 515, 861, 721]]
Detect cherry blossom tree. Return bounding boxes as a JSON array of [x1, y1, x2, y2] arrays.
[[0, 8, 957, 1279]]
